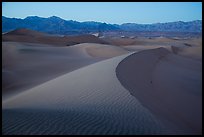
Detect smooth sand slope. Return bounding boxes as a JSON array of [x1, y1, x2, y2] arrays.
[[2, 42, 129, 100], [3, 53, 171, 135], [116, 48, 202, 134]]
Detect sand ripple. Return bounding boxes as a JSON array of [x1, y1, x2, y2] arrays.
[[3, 53, 167, 135]]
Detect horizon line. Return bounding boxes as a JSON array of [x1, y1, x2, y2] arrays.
[[2, 15, 202, 25]]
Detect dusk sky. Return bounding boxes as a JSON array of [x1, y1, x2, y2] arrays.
[[2, 2, 202, 24]]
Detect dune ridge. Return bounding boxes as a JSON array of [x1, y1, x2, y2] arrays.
[[3, 53, 170, 135], [2, 42, 129, 100], [116, 48, 202, 134]]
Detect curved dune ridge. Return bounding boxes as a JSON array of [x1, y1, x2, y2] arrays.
[[2, 42, 99, 99], [2, 42, 129, 100], [3, 53, 172, 135], [116, 48, 202, 134]]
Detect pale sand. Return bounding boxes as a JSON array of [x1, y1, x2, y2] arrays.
[[122, 45, 172, 52], [74, 43, 129, 58], [170, 37, 202, 61], [102, 36, 199, 46], [2, 42, 129, 100], [116, 48, 202, 134], [172, 45, 202, 61], [178, 46, 202, 60], [3, 53, 171, 135], [102, 37, 137, 46]]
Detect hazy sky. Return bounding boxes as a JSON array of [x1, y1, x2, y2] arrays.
[[2, 2, 202, 24]]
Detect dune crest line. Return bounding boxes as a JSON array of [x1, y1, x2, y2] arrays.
[[116, 47, 202, 135], [3, 53, 170, 135]]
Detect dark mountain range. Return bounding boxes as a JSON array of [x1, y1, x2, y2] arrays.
[[120, 20, 202, 32], [2, 16, 202, 35]]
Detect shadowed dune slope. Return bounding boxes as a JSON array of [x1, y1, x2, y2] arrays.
[[116, 48, 202, 134]]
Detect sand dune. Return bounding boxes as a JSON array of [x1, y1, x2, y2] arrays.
[[122, 45, 172, 52], [102, 36, 194, 46], [116, 48, 202, 134], [2, 42, 129, 100], [2, 28, 202, 135], [75, 43, 129, 58], [171, 45, 202, 61], [3, 53, 171, 135], [170, 37, 202, 61], [3, 28, 47, 36], [177, 46, 202, 60], [120, 37, 202, 59], [2, 29, 108, 46], [102, 37, 138, 46]]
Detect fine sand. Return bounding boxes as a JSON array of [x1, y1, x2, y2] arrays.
[[2, 42, 129, 100], [116, 48, 202, 134], [2, 29, 202, 135], [3, 53, 170, 135]]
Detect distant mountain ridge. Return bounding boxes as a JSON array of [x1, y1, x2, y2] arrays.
[[2, 16, 202, 35]]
